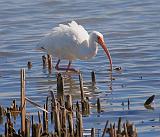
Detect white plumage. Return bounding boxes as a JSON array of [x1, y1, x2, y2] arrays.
[[38, 21, 112, 71]]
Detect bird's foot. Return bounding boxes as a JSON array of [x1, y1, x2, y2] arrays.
[[55, 66, 80, 74], [66, 68, 80, 74]]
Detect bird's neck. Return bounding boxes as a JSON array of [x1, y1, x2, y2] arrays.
[[89, 35, 98, 52], [86, 36, 98, 58], [77, 34, 98, 60]]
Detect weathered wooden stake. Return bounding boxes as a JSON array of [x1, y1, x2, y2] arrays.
[[46, 97, 49, 128], [27, 61, 32, 69], [5, 122, 8, 137], [61, 107, 67, 137], [32, 123, 42, 137], [32, 115, 34, 137], [109, 123, 114, 137], [86, 97, 90, 115], [0, 105, 3, 124], [25, 117, 30, 137], [43, 104, 48, 133], [0, 105, 3, 117], [54, 102, 61, 136], [57, 73, 64, 100], [79, 73, 84, 101], [91, 71, 96, 84], [12, 100, 16, 111], [102, 120, 109, 137], [91, 128, 95, 137], [113, 123, 117, 137], [76, 101, 80, 112], [68, 112, 74, 137], [42, 55, 47, 68], [97, 98, 101, 113], [65, 95, 72, 112], [77, 112, 83, 137], [47, 54, 52, 73], [118, 117, 122, 134], [20, 68, 26, 136], [124, 123, 129, 137], [128, 98, 130, 110], [38, 111, 42, 134]]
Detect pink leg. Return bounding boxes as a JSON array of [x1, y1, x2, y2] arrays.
[[55, 59, 61, 70], [66, 60, 77, 72]]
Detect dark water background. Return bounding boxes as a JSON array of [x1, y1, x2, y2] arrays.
[[0, 0, 160, 136]]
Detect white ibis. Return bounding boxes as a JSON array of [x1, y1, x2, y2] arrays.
[[38, 21, 112, 72]]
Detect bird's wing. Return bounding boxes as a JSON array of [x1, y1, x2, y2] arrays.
[[37, 21, 89, 58], [68, 21, 89, 44]]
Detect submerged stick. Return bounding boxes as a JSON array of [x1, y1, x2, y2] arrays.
[[25, 97, 49, 113]]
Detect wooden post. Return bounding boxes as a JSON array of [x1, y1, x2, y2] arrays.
[[76, 101, 80, 112], [54, 102, 61, 136], [128, 98, 130, 110], [61, 108, 67, 137], [68, 112, 74, 137], [47, 54, 52, 73], [27, 61, 32, 69], [38, 111, 42, 134], [43, 104, 48, 133], [33, 123, 42, 137], [25, 117, 30, 137], [91, 128, 95, 137], [97, 98, 101, 113], [0, 105, 3, 124], [5, 122, 8, 137], [32, 115, 34, 137], [76, 112, 83, 137], [102, 120, 109, 137], [109, 123, 114, 137], [12, 100, 16, 111], [0, 105, 3, 117], [42, 55, 47, 68], [65, 95, 72, 112], [21, 68, 26, 136], [118, 117, 122, 134], [57, 73, 64, 100], [79, 73, 84, 101], [91, 71, 96, 84], [124, 123, 129, 137]]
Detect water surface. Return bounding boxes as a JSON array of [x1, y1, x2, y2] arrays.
[[0, 0, 160, 136]]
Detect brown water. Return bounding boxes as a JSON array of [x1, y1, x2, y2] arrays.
[[0, 0, 160, 136]]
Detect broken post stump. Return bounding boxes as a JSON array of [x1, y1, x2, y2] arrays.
[[57, 73, 64, 100]]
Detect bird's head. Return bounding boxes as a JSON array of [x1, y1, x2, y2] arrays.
[[92, 31, 112, 71]]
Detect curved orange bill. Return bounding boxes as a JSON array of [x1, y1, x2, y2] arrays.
[[98, 37, 112, 71]]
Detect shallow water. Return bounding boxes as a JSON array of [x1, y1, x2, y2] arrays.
[[0, 0, 160, 136]]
